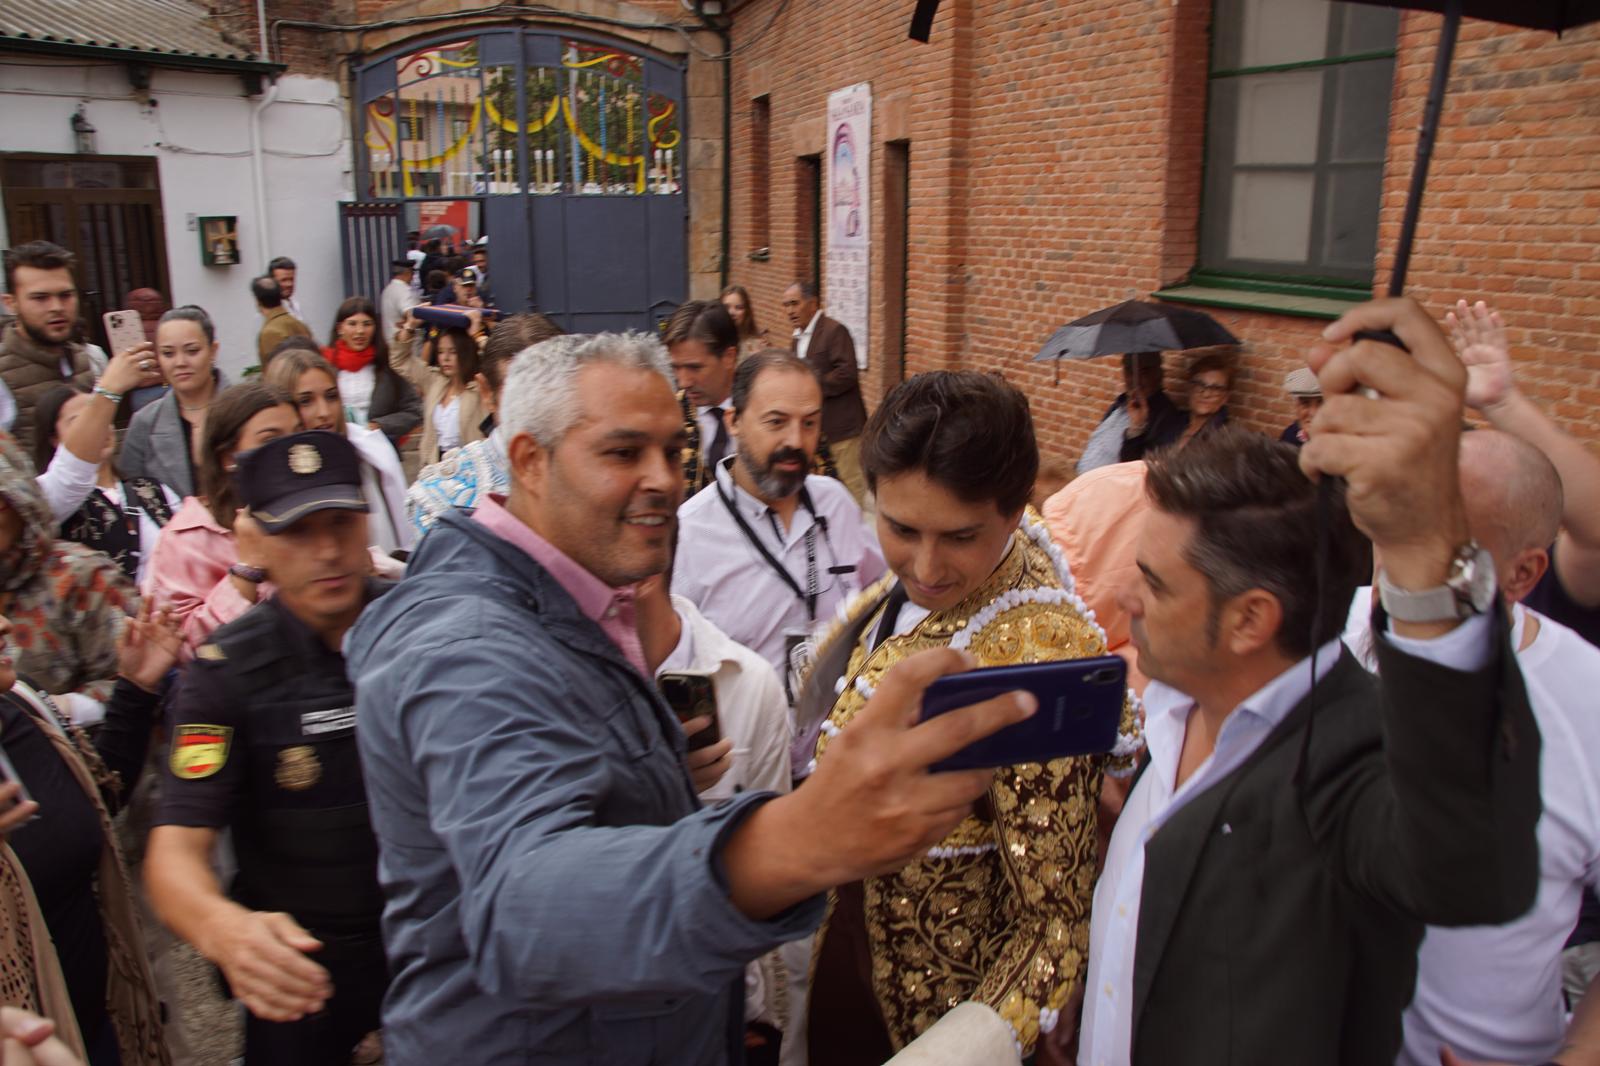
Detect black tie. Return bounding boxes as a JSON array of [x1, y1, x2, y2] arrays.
[[706, 407, 729, 470]]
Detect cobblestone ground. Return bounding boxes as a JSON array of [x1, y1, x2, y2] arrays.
[[164, 943, 242, 1066]]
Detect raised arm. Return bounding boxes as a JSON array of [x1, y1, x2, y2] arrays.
[[1301, 297, 1541, 925], [388, 313, 431, 390], [1446, 298, 1600, 606]]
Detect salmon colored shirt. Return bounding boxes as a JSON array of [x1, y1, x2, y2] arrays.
[[1041, 460, 1150, 693]]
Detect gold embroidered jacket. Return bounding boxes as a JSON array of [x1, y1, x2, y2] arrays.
[[812, 517, 1138, 1054]]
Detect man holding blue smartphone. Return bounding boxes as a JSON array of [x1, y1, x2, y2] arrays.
[[798, 370, 1141, 1066]]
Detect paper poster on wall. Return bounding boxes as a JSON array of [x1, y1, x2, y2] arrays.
[[826, 83, 871, 371]]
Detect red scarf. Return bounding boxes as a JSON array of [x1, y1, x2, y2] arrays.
[[326, 340, 375, 374]]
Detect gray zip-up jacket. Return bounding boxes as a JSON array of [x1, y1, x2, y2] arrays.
[[348, 508, 823, 1065]]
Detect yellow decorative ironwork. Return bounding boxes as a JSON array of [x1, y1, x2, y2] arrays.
[[364, 56, 678, 197]]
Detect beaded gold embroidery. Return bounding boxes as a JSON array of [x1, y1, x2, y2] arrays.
[[812, 530, 1112, 1053]]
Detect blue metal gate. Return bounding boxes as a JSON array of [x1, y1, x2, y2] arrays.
[[352, 27, 687, 333]]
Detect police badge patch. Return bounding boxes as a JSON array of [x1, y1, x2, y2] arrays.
[[171, 725, 233, 780], [276, 745, 322, 791]]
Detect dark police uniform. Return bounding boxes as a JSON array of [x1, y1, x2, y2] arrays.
[[156, 579, 391, 1066]]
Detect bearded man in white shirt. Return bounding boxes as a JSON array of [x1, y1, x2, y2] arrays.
[[674, 350, 885, 711]]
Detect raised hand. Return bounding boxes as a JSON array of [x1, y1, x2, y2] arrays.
[[1443, 299, 1515, 412], [722, 646, 1037, 920], [118, 600, 183, 693], [1301, 297, 1471, 627], [100, 341, 155, 396]]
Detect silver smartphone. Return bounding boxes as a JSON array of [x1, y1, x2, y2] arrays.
[[102, 309, 147, 355]]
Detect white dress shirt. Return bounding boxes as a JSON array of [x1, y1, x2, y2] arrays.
[[1080, 616, 1493, 1066], [674, 458, 886, 679], [793, 309, 823, 362], [381, 276, 420, 337], [696, 397, 730, 466]]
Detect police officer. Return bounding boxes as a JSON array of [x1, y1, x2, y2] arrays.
[[144, 430, 391, 1066]]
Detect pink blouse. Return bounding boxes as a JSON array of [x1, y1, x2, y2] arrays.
[[141, 496, 271, 657]]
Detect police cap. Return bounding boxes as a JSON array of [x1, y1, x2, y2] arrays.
[[235, 430, 368, 534]]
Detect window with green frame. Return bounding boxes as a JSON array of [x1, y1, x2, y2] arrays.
[[1198, 0, 1400, 290]]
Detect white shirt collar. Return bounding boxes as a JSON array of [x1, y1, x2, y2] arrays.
[[794, 309, 823, 338]]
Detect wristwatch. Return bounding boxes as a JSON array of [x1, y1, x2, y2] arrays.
[[228, 562, 268, 584], [1377, 541, 1497, 623]]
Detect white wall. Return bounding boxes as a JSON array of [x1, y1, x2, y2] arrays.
[[0, 60, 350, 378]]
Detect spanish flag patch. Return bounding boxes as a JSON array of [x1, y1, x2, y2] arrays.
[[171, 725, 233, 780]]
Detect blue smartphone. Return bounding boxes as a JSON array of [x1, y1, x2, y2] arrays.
[[919, 655, 1127, 772]]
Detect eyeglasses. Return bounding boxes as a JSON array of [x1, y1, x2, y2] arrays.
[[1192, 382, 1229, 396]]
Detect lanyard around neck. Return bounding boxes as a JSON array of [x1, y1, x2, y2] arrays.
[[715, 464, 823, 621]]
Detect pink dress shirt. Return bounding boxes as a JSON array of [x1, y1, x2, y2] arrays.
[[141, 496, 266, 657], [473, 494, 649, 675]]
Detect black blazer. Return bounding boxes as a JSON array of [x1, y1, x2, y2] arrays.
[[1128, 616, 1541, 1065]]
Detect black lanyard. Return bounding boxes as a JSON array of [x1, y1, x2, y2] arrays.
[[715, 468, 828, 622]]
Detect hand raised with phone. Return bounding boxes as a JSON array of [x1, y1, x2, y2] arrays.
[[721, 647, 1035, 919]]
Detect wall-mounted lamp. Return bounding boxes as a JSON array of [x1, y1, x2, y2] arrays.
[[71, 109, 97, 154]]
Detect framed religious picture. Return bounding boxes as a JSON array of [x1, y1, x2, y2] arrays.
[[198, 216, 239, 266]]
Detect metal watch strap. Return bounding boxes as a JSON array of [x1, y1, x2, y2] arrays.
[[1376, 541, 1491, 623]]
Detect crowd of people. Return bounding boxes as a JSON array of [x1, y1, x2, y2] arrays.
[[0, 229, 1596, 1066]]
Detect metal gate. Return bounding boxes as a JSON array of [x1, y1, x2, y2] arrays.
[[339, 201, 407, 302], [352, 28, 687, 332], [1, 153, 171, 350]]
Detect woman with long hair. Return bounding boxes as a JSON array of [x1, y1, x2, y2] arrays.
[[720, 284, 766, 357], [141, 382, 301, 652], [389, 316, 486, 465], [34, 384, 178, 585], [324, 297, 420, 448], [264, 347, 414, 553], [120, 306, 230, 498]]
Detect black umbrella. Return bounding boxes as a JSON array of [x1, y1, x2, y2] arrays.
[[1033, 299, 1238, 364]]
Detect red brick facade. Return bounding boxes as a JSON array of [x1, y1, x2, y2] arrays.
[[723, 1, 1600, 466], [253, 0, 1598, 462]]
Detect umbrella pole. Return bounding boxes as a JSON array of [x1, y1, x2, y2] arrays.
[[1388, 0, 1462, 296]]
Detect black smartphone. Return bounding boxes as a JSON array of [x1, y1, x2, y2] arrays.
[[918, 655, 1127, 772], [658, 671, 722, 752]]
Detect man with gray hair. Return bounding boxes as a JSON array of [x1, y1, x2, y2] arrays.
[[1342, 429, 1600, 1066], [348, 331, 1040, 1065]]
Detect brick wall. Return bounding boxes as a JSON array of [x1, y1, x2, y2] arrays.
[[724, 0, 1600, 472], [204, 0, 345, 76]]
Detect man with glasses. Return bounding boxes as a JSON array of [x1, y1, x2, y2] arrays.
[[675, 350, 885, 711]]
